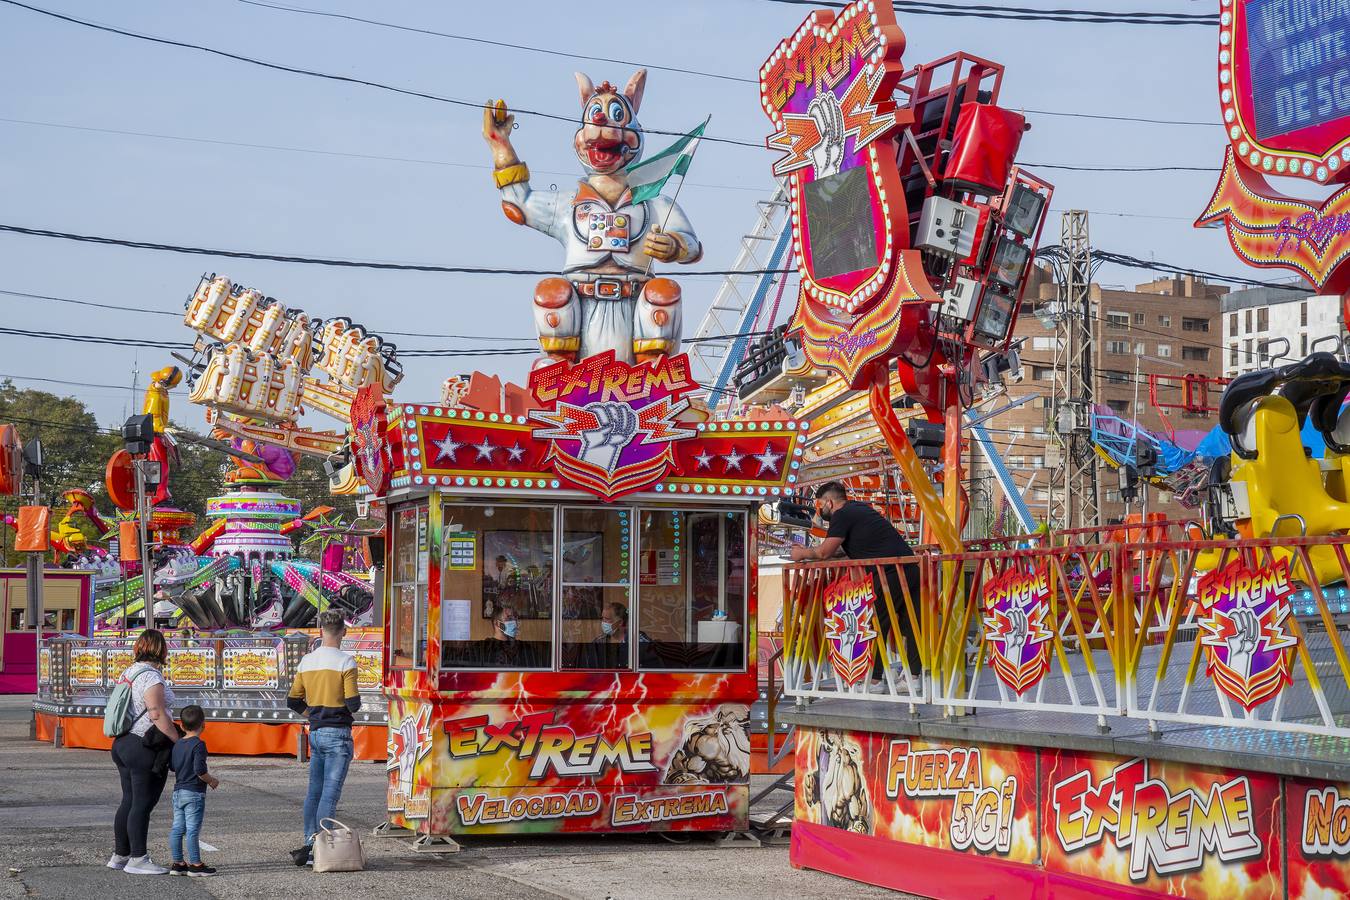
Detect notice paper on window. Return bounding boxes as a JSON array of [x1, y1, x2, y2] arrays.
[[442, 598, 472, 642]]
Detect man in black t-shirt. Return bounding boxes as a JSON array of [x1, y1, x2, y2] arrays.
[[790, 482, 922, 676]]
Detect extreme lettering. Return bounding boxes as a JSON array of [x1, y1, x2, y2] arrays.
[[762, 19, 878, 111], [1195, 557, 1292, 612], [1051, 757, 1262, 881], [444, 712, 658, 780], [610, 791, 729, 826], [528, 351, 694, 406]]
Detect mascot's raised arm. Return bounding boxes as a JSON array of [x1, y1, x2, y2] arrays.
[[482, 68, 701, 366]]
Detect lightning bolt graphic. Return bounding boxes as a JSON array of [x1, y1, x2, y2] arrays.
[[768, 116, 822, 176], [767, 64, 898, 177], [838, 61, 897, 151]]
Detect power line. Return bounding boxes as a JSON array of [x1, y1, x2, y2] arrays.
[[0, 117, 772, 194], [0, 0, 763, 149], [0, 114, 1216, 177], [1, 287, 180, 317], [0, 223, 789, 276], [0, 325, 188, 350], [233, 0, 753, 84], [0, 371, 188, 395], [1029, 163, 1215, 173], [5, 220, 1311, 296], [0, 284, 786, 351], [1022, 108, 1217, 128], [763, 0, 1215, 25], [0, 0, 1220, 159]]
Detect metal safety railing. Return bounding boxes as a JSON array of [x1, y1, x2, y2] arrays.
[[781, 532, 1350, 739], [783, 556, 929, 707], [38, 630, 386, 710]]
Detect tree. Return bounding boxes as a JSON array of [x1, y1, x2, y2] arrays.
[[0, 381, 120, 565]]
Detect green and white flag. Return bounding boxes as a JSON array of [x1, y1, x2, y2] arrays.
[[626, 118, 708, 205]]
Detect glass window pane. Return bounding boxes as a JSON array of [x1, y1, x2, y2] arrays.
[[561, 585, 634, 669], [561, 508, 632, 670], [561, 508, 631, 584], [390, 503, 427, 669], [439, 503, 554, 670], [637, 510, 746, 671]]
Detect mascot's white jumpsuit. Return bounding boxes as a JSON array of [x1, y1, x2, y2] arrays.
[[497, 179, 700, 365]]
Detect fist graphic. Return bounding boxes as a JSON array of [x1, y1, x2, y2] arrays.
[[808, 91, 846, 178], [578, 402, 638, 473], [1225, 606, 1260, 677], [1004, 607, 1029, 658]]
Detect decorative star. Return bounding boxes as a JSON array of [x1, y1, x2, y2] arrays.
[[505, 442, 526, 462], [754, 445, 783, 475], [694, 450, 714, 470], [433, 433, 463, 462], [722, 447, 745, 472], [473, 437, 498, 462]]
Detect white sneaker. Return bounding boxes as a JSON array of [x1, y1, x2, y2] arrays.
[[106, 854, 130, 870], [123, 855, 168, 875]]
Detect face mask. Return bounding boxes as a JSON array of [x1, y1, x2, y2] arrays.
[[501, 620, 518, 638], [601, 621, 614, 636]]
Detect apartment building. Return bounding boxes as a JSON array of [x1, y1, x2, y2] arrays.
[[1221, 281, 1341, 376], [991, 272, 1226, 523]]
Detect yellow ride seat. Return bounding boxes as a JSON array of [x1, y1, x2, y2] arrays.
[[1200, 395, 1350, 584]]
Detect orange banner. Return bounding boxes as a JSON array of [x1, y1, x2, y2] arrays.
[[14, 506, 50, 552]]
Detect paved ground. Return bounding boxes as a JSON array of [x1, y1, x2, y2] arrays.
[[0, 697, 909, 899]]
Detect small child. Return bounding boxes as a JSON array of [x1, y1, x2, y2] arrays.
[[168, 704, 220, 876]]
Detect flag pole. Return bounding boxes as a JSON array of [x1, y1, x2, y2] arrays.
[[644, 115, 710, 277]]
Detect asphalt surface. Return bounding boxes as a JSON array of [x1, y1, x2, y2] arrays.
[[0, 696, 908, 899]]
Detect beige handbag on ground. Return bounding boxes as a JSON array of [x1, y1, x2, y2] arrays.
[[313, 818, 366, 873]]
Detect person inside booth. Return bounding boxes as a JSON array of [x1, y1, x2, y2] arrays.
[[474, 605, 544, 669], [580, 601, 656, 669]]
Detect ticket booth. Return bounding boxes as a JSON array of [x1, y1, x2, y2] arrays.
[[1, 569, 92, 693], [374, 363, 807, 842]]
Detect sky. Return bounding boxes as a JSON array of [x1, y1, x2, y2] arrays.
[[0, 0, 1243, 431]]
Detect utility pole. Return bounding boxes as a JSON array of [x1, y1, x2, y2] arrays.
[[1050, 211, 1100, 530]]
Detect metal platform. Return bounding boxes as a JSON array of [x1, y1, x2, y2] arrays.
[[783, 692, 1350, 782]]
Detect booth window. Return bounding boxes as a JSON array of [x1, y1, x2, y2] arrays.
[[636, 509, 746, 671], [4, 577, 79, 631], [439, 503, 554, 670], [561, 507, 633, 670], [390, 501, 428, 669]]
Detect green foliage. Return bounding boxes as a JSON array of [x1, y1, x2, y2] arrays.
[[0, 381, 121, 565]]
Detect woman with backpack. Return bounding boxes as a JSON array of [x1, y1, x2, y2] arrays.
[[107, 629, 180, 875]]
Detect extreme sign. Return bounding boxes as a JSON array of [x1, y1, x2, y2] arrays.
[[758, 0, 943, 388], [527, 351, 697, 500], [981, 565, 1054, 696]]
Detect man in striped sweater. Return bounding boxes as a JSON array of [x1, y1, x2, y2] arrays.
[[287, 610, 360, 865]]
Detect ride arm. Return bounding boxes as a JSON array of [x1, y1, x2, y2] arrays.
[[191, 519, 226, 555]]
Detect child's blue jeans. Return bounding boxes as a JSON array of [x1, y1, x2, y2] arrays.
[[169, 789, 205, 864]]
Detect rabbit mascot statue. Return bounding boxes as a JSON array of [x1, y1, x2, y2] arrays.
[[483, 69, 701, 366]]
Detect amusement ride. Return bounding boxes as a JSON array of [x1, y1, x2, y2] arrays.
[[3, 0, 1350, 895]]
